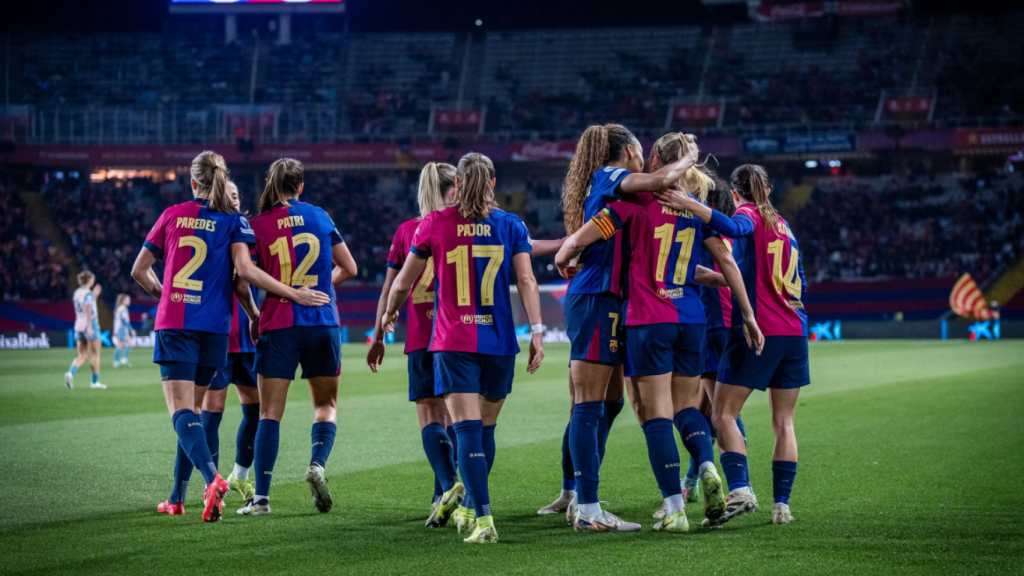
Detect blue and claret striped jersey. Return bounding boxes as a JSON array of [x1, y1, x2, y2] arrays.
[[228, 283, 259, 354], [249, 200, 344, 333], [410, 206, 532, 356], [144, 198, 255, 334], [700, 241, 733, 330], [566, 167, 629, 297], [592, 192, 712, 326]]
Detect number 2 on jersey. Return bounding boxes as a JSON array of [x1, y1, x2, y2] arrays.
[[172, 236, 208, 290], [653, 223, 695, 285], [767, 239, 802, 298], [411, 257, 435, 304], [269, 233, 321, 286], [446, 245, 504, 306]]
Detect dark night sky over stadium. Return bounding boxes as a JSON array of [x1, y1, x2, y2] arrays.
[[1, 0, 1012, 34]]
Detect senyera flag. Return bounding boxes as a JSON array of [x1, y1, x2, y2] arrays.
[[950, 273, 997, 320]]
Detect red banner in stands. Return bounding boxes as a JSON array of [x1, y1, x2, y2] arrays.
[[952, 127, 1024, 149], [668, 103, 723, 127], [880, 96, 934, 120], [754, 2, 825, 21], [430, 109, 485, 134], [837, 0, 906, 18]]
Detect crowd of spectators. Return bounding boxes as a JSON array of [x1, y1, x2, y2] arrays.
[[795, 173, 1024, 282], [43, 176, 165, 304], [0, 185, 71, 300], [12, 166, 1023, 305]]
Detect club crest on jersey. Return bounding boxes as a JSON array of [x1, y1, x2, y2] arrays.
[[457, 224, 491, 237], [426, 309, 435, 320], [609, 339, 618, 352]]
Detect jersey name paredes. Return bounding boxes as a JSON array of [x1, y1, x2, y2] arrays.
[[593, 192, 711, 326], [388, 217, 434, 354], [249, 200, 343, 333], [566, 167, 629, 297], [144, 198, 255, 334], [410, 206, 532, 356]]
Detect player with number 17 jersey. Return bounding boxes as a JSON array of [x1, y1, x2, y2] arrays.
[[411, 205, 531, 361]]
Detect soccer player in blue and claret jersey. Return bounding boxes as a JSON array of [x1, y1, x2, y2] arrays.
[[132, 151, 329, 522], [656, 163, 809, 526], [382, 152, 545, 544], [558, 134, 765, 532], [369, 162, 466, 527], [239, 158, 358, 517], [549, 125, 703, 532]]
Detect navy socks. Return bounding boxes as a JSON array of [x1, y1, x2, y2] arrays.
[[643, 418, 682, 498], [254, 419, 281, 498], [773, 461, 797, 504], [235, 403, 260, 469], [674, 408, 715, 471], [560, 421, 576, 491], [201, 410, 223, 469], [453, 420, 490, 517], [421, 423, 458, 493], [598, 398, 624, 462], [310, 421, 336, 469], [168, 441, 193, 503], [172, 409, 217, 485], [720, 451, 751, 492], [569, 401, 604, 504]]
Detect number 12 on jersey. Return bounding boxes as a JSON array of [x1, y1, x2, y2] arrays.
[[446, 245, 504, 306]]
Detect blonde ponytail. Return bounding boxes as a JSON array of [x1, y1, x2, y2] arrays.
[[191, 151, 235, 214], [652, 132, 714, 203], [417, 162, 457, 218], [259, 158, 304, 214], [730, 164, 779, 232], [455, 153, 497, 221]]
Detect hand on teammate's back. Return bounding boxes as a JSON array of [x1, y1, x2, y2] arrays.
[[292, 285, 330, 307], [653, 188, 695, 212]]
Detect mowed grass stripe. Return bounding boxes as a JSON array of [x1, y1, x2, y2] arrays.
[[0, 355, 1021, 575]]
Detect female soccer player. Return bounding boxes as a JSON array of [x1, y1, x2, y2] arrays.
[[132, 151, 329, 522], [552, 124, 700, 532], [655, 163, 809, 526], [368, 162, 465, 527], [65, 271, 105, 389], [239, 158, 358, 517], [557, 134, 764, 532], [382, 152, 545, 544], [112, 293, 136, 368]]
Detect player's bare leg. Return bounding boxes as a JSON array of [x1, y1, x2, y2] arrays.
[[769, 387, 799, 524]]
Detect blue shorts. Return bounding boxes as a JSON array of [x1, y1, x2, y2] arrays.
[[160, 363, 218, 386], [154, 329, 228, 368], [434, 352, 515, 400], [255, 326, 341, 380], [718, 333, 810, 391], [407, 349, 439, 401], [703, 327, 730, 376], [625, 323, 705, 378], [565, 293, 625, 365], [210, 353, 257, 391]]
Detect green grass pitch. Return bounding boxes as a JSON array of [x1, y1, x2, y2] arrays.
[[1, 340, 1023, 575]]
